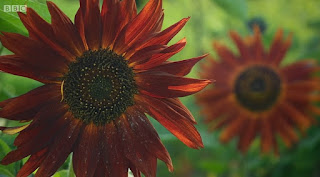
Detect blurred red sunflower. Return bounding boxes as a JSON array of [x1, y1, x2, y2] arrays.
[[0, 0, 210, 176], [197, 27, 320, 154]]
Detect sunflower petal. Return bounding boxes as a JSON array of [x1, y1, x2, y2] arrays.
[[148, 54, 207, 76], [0, 32, 68, 74], [138, 17, 190, 50], [260, 118, 273, 153], [35, 119, 82, 177], [0, 55, 63, 83], [80, 0, 102, 50], [113, 0, 162, 54], [73, 124, 101, 177], [281, 60, 317, 82], [136, 71, 210, 98], [101, 0, 137, 48], [1, 110, 70, 165], [116, 116, 157, 177], [126, 108, 173, 171], [134, 38, 187, 69], [47, 1, 85, 58], [16, 148, 48, 177], [280, 102, 312, 131], [13, 104, 68, 147], [18, 8, 75, 61], [219, 115, 245, 143], [74, 8, 88, 49], [229, 31, 250, 61], [213, 42, 239, 67], [103, 122, 128, 177], [129, 45, 166, 65], [136, 95, 203, 149], [0, 84, 61, 121], [269, 29, 292, 65], [238, 119, 258, 153]]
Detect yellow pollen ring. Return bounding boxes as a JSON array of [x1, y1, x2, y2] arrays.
[[60, 80, 65, 102]]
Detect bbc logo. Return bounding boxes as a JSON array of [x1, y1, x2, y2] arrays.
[[3, 5, 27, 12]]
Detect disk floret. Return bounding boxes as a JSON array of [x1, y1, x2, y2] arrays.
[[234, 66, 282, 112], [63, 49, 137, 125]]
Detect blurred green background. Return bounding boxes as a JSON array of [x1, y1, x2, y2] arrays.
[[0, 0, 320, 176]]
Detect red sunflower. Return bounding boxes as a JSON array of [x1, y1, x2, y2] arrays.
[[0, 0, 210, 176], [196, 27, 320, 154]]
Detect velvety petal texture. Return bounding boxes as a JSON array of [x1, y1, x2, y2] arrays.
[[0, 0, 209, 176], [197, 27, 320, 154]]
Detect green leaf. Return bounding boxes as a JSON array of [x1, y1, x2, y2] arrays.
[[0, 167, 15, 177], [53, 170, 68, 177], [0, 139, 15, 175], [0, 0, 50, 35], [67, 154, 75, 177], [212, 0, 248, 20], [0, 139, 11, 157]]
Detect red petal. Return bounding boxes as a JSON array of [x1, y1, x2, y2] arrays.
[[280, 102, 312, 131], [219, 115, 245, 143], [13, 103, 68, 147], [115, 116, 158, 177], [229, 31, 250, 62], [136, 95, 203, 149], [152, 13, 164, 33], [136, 71, 211, 98], [280, 60, 317, 82], [252, 26, 264, 61], [161, 98, 196, 123], [260, 118, 274, 153], [149, 54, 207, 76], [138, 17, 190, 50], [1, 109, 70, 165], [130, 164, 142, 177], [113, 0, 163, 54], [103, 122, 129, 177], [101, 0, 137, 48], [18, 9, 74, 61], [35, 119, 82, 177], [128, 45, 166, 66], [0, 84, 61, 121], [74, 9, 88, 49], [213, 42, 239, 68], [82, 0, 102, 50], [0, 55, 61, 83], [16, 12, 37, 38], [238, 119, 258, 153], [93, 160, 106, 177], [47, 1, 85, 58], [126, 107, 173, 171], [269, 29, 292, 65], [73, 124, 101, 177], [0, 32, 68, 74], [134, 38, 187, 70], [16, 148, 48, 177]]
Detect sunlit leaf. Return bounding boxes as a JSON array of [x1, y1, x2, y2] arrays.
[[0, 167, 15, 177], [0, 139, 15, 175], [0, 0, 50, 35], [53, 170, 68, 177]]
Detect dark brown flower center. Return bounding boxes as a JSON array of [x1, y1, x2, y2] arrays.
[[234, 66, 281, 112], [63, 49, 137, 125]]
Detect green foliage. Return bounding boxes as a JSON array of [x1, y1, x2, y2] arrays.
[[0, 139, 16, 177], [0, 0, 50, 35]]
